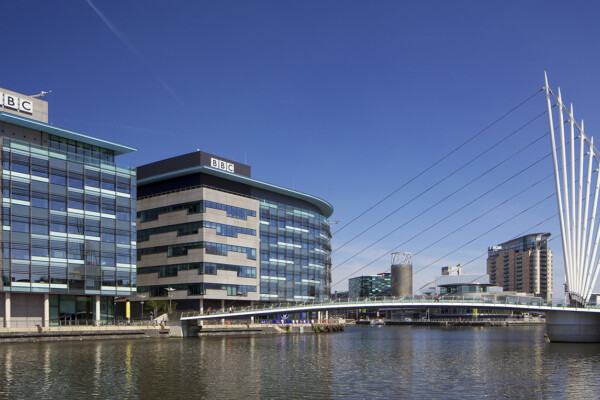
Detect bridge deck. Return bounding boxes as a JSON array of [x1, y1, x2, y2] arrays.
[[181, 297, 600, 320]]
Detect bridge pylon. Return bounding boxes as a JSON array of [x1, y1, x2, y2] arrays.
[[545, 72, 600, 307]]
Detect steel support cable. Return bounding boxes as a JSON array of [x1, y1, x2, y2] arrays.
[[333, 89, 544, 236], [332, 131, 552, 271], [334, 121, 569, 287], [347, 161, 553, 273], [387, 180, 555, 291], [410, 173, 554, 259], [411, 193, 556, 277], [413, 215, 560, 293], [333, 191, 556, 288], [336, 144, 571, 289], [333, 109, 548, 254], [414, 192, 564, 290], [447, 214, 559, 271], [446, 235, 562, 290]]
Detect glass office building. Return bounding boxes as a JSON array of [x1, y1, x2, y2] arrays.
[[348, 273, 392, 298], [258, 198, 331, 301], [136, 151, 333, 311], [0, 88, 136, 327]]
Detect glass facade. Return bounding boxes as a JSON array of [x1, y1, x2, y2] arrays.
[[138, 282, 256, 297], [439, 284, 491, 295], [348, 274, 392, 298], [137, 220, 256, 242], [138, 200, 256, 222], [135, 151, 332, 305], [49, 294, 114, 324], [1, 137, 136, 296], [259, 199, 331, 302], [137, 262, 256, 278], [137, 241, 256, 260]]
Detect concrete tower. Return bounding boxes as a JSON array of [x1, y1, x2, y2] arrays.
[[391, 252, 413, 296]]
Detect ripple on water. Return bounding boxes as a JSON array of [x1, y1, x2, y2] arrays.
[[0, 325, 599, 399]]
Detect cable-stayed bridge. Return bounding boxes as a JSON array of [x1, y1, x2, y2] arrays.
[[177, 74, 600, 343], [179, 294, 600, 342]]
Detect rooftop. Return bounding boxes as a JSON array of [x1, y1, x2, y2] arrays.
[[137, 151, 334, 218], [0, 112, 137, 156]]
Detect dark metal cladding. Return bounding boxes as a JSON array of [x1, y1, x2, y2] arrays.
[[137, 151, 251, 181]]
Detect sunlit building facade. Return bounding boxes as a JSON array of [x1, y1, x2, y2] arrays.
[[0, 88, 137, 327], [136, 151, 333, 311], [487, 233, 552, 302]]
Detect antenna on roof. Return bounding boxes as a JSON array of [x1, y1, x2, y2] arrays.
[[30, 90, 52, 98]]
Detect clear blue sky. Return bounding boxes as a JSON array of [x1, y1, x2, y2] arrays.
[[3, 1, 600, 298]]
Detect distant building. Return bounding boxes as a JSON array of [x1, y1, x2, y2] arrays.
[[487, 233, 552, 302], [388, 282, 541, 322], [442, 264, 462, 276], [438, 282, 502, 297], [349, 273, 391, 298], [417, 266, 489, 296], [589, 294, 600, 306], [331, 290, 349, 300]]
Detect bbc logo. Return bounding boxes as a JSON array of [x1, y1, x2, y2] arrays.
[[0, 93, 33, 114], [210, 158, 235, 173]]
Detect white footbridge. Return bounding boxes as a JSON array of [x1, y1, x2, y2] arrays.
[[180, 295, 600, 322], [180, 74, 600, 342]]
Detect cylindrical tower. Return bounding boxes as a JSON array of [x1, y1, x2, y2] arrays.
[[391, 252, 413, 296]]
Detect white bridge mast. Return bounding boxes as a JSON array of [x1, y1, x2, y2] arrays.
[[545, 72, 600, 306]]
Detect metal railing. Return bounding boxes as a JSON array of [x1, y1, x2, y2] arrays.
[[180, 294, 600, 319], [0, 317, 166, 329]]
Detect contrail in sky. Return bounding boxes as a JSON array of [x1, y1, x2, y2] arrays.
[[85, 0, 184, 105]]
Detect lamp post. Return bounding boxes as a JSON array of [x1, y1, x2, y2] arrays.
[[139, 294, 147, 320], [166, 287, 175, 313]]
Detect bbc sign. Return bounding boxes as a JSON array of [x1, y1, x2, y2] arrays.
[[210, 157, 235, 173], [0, 92, 33, 115]]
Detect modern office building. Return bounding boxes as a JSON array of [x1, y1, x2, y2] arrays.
[[0, 88, 137, 327], [135, 151, 333, 312], [487, 233, 552, 301], [442, 263, 462, 276], [348, 273, 391, 298], [417, 266, 490, 296]]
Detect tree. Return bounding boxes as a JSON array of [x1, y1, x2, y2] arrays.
[[145, 300, 171, 316]]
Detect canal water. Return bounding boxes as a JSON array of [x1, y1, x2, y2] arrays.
[[1, 325, 599, 399]]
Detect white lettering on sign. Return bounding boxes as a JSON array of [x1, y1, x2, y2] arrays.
[[20, 100, 32, 113], [4, 95, 18, 110], [0, 93, 33, 115], [210, 157, 235, 173]]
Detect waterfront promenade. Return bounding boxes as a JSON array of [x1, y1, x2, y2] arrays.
[[0, 320, 167, 342]]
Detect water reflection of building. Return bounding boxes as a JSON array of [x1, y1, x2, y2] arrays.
[[0, 88, 136, 327]]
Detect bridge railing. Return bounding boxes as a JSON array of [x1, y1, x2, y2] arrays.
[[181, 294, 588, 319]]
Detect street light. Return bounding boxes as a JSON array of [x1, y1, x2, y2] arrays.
[[138, 294, 147, 320], [166, 287, 175, 313]]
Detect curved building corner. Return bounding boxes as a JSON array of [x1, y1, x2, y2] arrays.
[[135, 151, 333, 312]]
